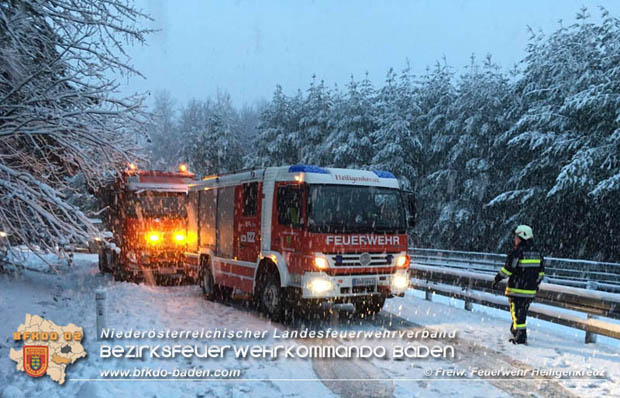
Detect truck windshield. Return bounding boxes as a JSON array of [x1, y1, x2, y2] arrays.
[[127, 192, 187, 218], [307, 185, 406, 233]]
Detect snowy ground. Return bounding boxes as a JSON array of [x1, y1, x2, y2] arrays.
[[0, 253, 618, 398]]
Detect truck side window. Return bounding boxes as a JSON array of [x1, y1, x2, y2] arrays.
[[243, 182, 258, 217], [277, 186, 302, 226]]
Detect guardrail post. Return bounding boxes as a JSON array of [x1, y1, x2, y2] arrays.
[[463, 261, 473, 311], [464, 277, 473, 311], [585, 314, 598, 344], [424, 268, 432, 301], [584, 281, 598, 344]]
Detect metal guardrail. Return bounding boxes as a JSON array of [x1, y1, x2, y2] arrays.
[[408, 248, 620, 342], [409, 248, 620, 293]]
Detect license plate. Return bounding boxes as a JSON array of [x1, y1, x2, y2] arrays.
[[352, 278, 376, 287]]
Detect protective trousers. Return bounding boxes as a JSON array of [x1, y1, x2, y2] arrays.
[[508, 297, 533, 344]]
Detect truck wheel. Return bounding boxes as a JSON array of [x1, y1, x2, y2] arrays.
[[201, 260, 216, 301], [258, 271, 285, 322], [218, 286, 233, 301], [354, 295, 386, 318]]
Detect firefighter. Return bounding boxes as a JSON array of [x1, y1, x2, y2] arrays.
[[492, 225, 544, 345]]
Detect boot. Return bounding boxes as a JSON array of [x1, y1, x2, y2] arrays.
[[510, 325, 516, 337], [509, 329, 527, 345]]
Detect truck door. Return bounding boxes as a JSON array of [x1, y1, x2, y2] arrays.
[[216, 187, 235, 258], [274, 183, 306, 274], [198, 189, 217, 250], [235, 182, 261, 262]]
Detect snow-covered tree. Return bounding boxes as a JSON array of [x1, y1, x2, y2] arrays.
[[321, 73, 377, 168], [297, 76, 332, 164], [488, 8, 620, 258], [252, 85, 301, 166], [412, 62, 458, 247], [148, 90, 181, 170], [237, 101, 264, 153], [0, 0, 150, 253], [180, 96, 244, 176], [372, 66, 421, 189], [422, 56, 513, 251]]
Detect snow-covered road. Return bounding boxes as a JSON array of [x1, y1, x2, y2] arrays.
[[1, 254, 618, 398]]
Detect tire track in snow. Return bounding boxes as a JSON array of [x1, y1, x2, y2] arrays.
[[311, 340, 394, 398], [197, 304, 397, 398], [373, 312, 580, 398]]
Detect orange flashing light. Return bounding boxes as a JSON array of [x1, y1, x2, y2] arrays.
[[179, 163, 188, 173], [146, 231, 162, 244], [174, 232, 186, 243]]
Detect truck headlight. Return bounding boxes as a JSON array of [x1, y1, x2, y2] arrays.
[[396, 254, 410, 268], [392, 274, 409, 290], [314, 256, 328, 270], [174, 232, 186, 243], [307, 279, 333, 294], [147, 231, 162, 244]]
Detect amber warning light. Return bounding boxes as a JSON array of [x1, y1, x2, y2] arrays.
[[147, 231, 162, 244], [145, 231, 187, 245], [174, 232, 186, 243]]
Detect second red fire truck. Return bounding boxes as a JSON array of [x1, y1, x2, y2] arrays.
[[183, 165, 415, 319], [98, 165, 197, 284]]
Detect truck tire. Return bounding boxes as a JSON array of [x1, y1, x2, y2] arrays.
[[201, 259, 216, 301], [257, 270, 285, 322], [218, 286, 233, 301], [354, 295, 385, 318]]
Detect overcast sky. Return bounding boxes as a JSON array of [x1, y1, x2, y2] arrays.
[[118, 1, 617, 107]]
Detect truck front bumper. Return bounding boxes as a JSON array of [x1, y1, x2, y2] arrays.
[[125, 250, 190, 276], [301, 270, 409, 299]]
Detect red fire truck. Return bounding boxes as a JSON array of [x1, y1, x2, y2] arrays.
[[183, 165, 415, 319], [98, 165, 197, 284]]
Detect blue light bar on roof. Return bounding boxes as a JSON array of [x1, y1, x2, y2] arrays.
[[288, 165, 329, 174], [373, 170, 396, 179]]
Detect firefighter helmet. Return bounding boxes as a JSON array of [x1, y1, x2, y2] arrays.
[[515, 225, 533, 240]]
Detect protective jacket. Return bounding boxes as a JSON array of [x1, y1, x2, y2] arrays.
[[496, 239, 544, 298]]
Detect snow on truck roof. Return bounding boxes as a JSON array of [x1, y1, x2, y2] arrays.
[[189, 165, 401, 190]]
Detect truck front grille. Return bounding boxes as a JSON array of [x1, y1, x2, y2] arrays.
[[328, 252, 397, 267]]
